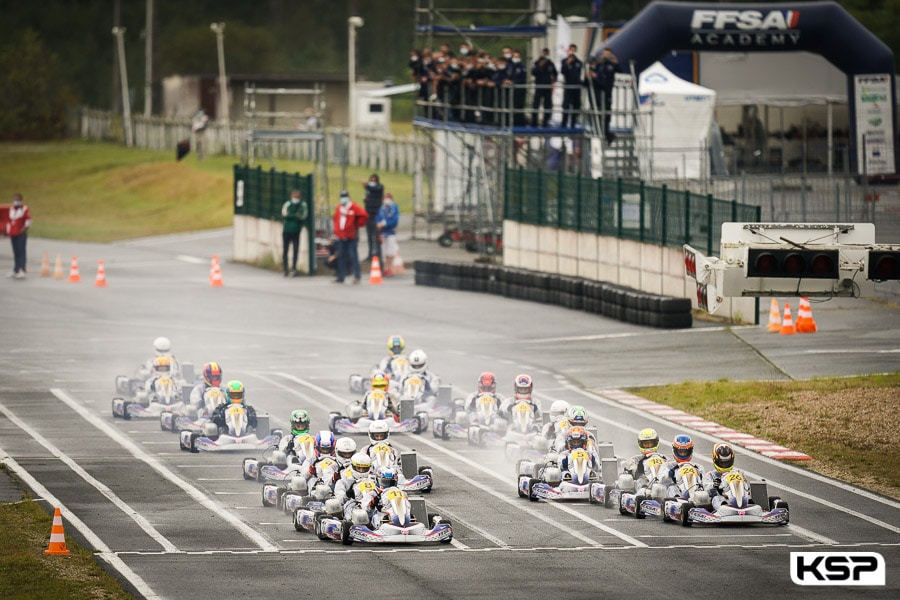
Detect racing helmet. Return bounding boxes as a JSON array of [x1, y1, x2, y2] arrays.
[[408, 349, 427, 373], [153, 336, 171, 355], [672, 434, 694, 464], [712, 442, 735, 473], [566, 426, 588, 451], [513, 374, 533, 400], [371, 371, 389, 392], [376, 466, 398, 489], [290, 409, 310, 436], [226, 380, 244, 404], [202, 362, 222, 387], [477, 371, 497, 394], [336, 437, 357, 460], [350, 452, 372, 479], [549, 400, 570, 420], [314, 431, 336, 456], [152, 356, 172, 375], [368, 420, 390, 445], [637, 428, 659, 455], [387, 335, 405, 356], [566, 405, 588, 427]]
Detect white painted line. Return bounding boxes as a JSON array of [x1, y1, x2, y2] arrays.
[[0, 402, 180, 553], [263, 372, 646, 549], [0, 446, 162, 600], [175, 254, 209, 265], [197, 478, 241, 482], [637, 533, 794, 538], [213, 492, 260, 496], [50, 389, 279, 552], [803, 349, 900, 354], [522, 325, 756, 344], [563, 384, 900, 533]]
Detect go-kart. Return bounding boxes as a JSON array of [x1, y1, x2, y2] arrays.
[[400, 375, 454, 421], [369, 445, 434, 493], [115, 361, 194, 399], [518, 449, 606, 502], [179, 405, 281, 452], [432, 394, 504, 441], [670, 471, 790, 526], [618, 454, 670, 518], [328, 392, 428, 435], [112, 376, 185, 420], [469, 401, 547, 461], [242, 436, 317, 483], [160, 386, 227, 433], [318, 487, 452, 545]]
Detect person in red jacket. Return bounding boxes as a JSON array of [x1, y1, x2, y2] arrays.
[[332, 190, 368, 284], [6, 193, 31, 279]]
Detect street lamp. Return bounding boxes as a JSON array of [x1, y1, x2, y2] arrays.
[[210, 22, 229, 127], [111, 26, 134, 147], [348, 15, 364, 165]]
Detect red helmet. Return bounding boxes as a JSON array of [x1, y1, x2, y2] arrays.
[[514, 374, 533, 400], [478, 371, 497, 394], [203, 362, 222, 387]]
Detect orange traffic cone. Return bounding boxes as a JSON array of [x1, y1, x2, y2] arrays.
[[44, 507, 71, 555], [67, 256, 81, 283], [53, 253, 65, 280], [94, 260, 108, 287], [209, 256, 224, 287], [369, 256, 383, 284], [796, 297, 818, 333], [779, 302, 797, 335], [40, 250, 51, 277], [393, 252, 406, 275], [766, 298, 781, 332]]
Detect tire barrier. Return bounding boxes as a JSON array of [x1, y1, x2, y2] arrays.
[[413, 260, 692, 329]]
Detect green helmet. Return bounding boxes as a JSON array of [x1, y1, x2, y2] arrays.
[[290, 409, 310, 435], [226, 380, 244, 404]]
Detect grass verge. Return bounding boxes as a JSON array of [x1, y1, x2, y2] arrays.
[[0, 469, 133, 599], [628, 373, 900, 500]]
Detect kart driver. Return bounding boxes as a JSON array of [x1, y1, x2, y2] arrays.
[[664, 434, 708, 499], [188, 362, 226, 417], [622, 428, 668, 482], [400, 349, 441, 399], [360, 371, 399, 419], [464, 371, 505, 423], [703, 442, 750, 510], [377, 334, 408, 380], [211, 380, 258, 431], [500, 374, 543, 421]]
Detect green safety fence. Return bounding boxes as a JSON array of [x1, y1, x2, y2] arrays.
[[504, 167, 761, 255], [233, 165, 317, 274]]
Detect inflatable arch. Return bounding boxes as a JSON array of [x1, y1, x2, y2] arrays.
[[604, 1, 897, 175]]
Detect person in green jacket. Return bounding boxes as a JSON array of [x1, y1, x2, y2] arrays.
[[281, 189, 308, 277]]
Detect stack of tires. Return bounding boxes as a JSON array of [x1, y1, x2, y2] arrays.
[[413, 260, 692, 329]]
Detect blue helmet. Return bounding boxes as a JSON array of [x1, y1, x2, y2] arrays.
[[377, 466, 398, 489], [672, 434, 694, 463], [314, 430, 336, 456]]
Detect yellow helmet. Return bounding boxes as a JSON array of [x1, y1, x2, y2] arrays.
[[371, 371, 389, 392], [152, 356, 172, 374], [637, 428, 659, 455]]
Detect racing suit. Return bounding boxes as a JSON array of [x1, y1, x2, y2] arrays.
[[377, 354, 407, 380], [304, 455, 341, 494], [211, 403, 258, 432], [278, 431, 314, 467], [500, 398, 543, 423], [464, 391, 505, 424], [333, 468, 365, 504], [664, 460, 708, 499], [703, 468, 750, 510], [622, 453, 671, 491], [140, 355, 181, 381], [360, 442, 401, 469], [189, 382, 226, 418], [401, 370, 441, 399], [360, 389, 400, 420], [545, 419, 571, 450]]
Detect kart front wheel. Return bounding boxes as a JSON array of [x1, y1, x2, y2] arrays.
[[527, 478, 539, 502], [680, 502, 693, 527], [340, 520, 353, 545], [634, 495, 646, 519]]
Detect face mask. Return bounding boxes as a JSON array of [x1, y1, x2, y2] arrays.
[[13, 201, 22, 207], [368, 181, 377, 188], [512, 57, 521, 64], [504, 53, 512, 60], [291, 197, 300, 204], [340, 197, 349, 205], [459, 48, 468, 56], [410, 55, 418, 60]]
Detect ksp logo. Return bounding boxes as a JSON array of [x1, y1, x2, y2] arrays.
[[790, 552, 885, 586]]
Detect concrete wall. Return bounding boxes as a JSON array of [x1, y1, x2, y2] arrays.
[[233, 215, 311, 273], [503, 220, 756, 323]]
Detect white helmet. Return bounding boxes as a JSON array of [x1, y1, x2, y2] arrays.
[[153, 336, 172, 355], [408, 349, 427, 373], [350, 452, 372, 480], [335, 437, 357, 460], [368, 420, 390, 445], [549, 400, 571, 420]]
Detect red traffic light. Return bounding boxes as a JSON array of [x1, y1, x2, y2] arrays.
[[867, 251, 900, 280], [746, 248, 839, 279]]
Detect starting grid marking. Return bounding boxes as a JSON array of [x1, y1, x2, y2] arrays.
[[599, 389, 813, 461]]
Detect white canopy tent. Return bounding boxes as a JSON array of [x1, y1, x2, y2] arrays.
[[637, 62, 716, 180]]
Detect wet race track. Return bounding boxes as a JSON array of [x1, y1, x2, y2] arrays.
[[1, 230, 898, 599]]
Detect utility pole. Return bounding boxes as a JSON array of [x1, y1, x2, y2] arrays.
[[210, 22, 229, 127], [143, 0, 154, 118], [348, 14, 364, 165], [112, 26, 134, 147]]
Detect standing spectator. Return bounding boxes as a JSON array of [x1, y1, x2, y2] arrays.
[[191, 109, 209, 160], [476, 53, 497, 125], [588, 48, 619, 143], [281, 189, 307, 277], [362, 174, 384, 264], [560, 44, 583, 128], [492, 55, 510, 127], [303, 107, 320, 131], [410, 49, 431, 116], [508, 49, 528, 126], [5, 193, 31, 279], [332, 190, 368, 284], [531, 48, 557, 127], [376, 193, 400, 277]]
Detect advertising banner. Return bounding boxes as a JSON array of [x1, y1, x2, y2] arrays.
[[854, 74, 896, 175]]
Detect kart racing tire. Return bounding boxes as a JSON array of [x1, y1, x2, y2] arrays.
[[771, 498, 790, 523], [603, 489, 615, 509], [662, 498, 676, 522], [418, 466, 434, 493], [340, 519, 354, 545], [618, 493, 629, 516], [517, 477, 527, 498], [189, 433, 200, 453], [293, 510, 304, 532], [527, 478, 539, 502], [634, 495, 646, 519], [680, 502, 693, 527], [438, 233, 453, 248], [314, 513, 329, 541], [241, 458, 257, 481]]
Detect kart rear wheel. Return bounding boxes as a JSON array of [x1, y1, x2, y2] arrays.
[[618, 494, 629, 515], [527, 478, 539, 502], [241, 458, 256, 481], [662, 498, 676, 522], [314, 513, 329, 541], [439, 520, 453, 543], [293, 510, 304, 532], [340, 519, 353, 545], [680, 502, 693, 527], [634, 495, 646, 519], [772, 498, 790, 523]]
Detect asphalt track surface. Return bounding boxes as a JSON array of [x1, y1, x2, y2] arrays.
[[1, 229, 898, 600]]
